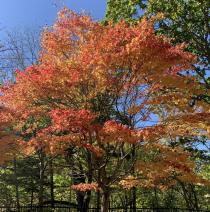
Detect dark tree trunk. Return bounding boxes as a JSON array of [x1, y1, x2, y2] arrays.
[[130, 144, 136, 210], [76, 191, 85, 211], [49, 159, 55, 207], [131, 187, 137, 211], [30, 190, 34, 209], [101, 190, 110, 212], [96, 190, 101, 211], [180, 182, 199, 210], [181, 183, 191, 209], [38, 150, 45, 207], [14, 157, 20, 210], [190, 184, 199, 211], [65, 148, 92, 212]]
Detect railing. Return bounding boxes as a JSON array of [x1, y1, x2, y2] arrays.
[[0, 206, 209, 212]]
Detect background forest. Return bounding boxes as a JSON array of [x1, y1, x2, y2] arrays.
[[0, 0, 209, 211]]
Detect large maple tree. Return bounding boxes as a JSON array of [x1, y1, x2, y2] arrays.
[[0, 8, 209, 211]]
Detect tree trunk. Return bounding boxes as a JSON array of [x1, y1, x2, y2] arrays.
[[38, 150, 45, 207], [13, 157, 20, 211], [130, 144, 136, 210], [96, 190, 101, 211], [101, 190, 110, 212], [49, 159, 55, 207], [190, 184, 199, 211], [76, 191, 85, 211], [154, 188, 159, 208], [131, 187, 137, 211], [66, 148, 92, 211], [180, 182, 199, 210], [30, 190, 33, 208]]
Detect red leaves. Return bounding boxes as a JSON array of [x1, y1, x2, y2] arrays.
[[50, 109, 97, 132]]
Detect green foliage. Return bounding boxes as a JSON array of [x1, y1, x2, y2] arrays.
[[105, 0, 146, 23], [146, 0, 209, 91]]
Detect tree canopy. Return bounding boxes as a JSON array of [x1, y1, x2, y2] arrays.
[[0, 4, 209, 211]]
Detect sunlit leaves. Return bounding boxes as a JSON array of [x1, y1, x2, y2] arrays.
[[0, 8, 209, 191]]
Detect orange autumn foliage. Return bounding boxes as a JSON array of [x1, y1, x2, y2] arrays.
[[71, 183, 100, 192], [120, 144, 210, 190], [0, 8, 209, 191], [0, 105, 18, 164]]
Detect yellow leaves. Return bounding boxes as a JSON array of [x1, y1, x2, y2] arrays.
[[164, 112, 210, 138], [119, 175, 139, 189], [150, 13, 165, 22], [138, 125, 166, 141], [133, 144, 205, 189], [207, 127, 210, 138]]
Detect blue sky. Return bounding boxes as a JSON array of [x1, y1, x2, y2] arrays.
[[0, 0, 106, 31]]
